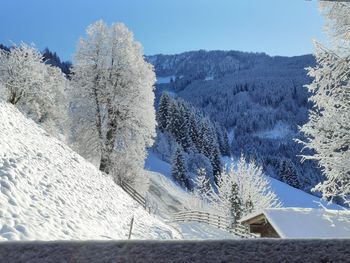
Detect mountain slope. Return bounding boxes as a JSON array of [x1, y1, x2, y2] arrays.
[[0, 101, 180, 241], [145, 152, 339, 210], [148, 50, 323, 194]]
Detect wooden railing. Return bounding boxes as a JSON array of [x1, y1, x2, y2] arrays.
[[172, 210, 256, 239], [120, 181, 146, 209]]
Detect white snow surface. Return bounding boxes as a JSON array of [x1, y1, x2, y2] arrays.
[[156, 76, 175, 84], [0, 101, 180, 241], [149, 153, 340, 210], [241, 208, 350, 238], [254, 121, 291, 139]]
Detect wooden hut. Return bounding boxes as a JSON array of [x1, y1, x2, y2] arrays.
[[240, 208, 350, 238]]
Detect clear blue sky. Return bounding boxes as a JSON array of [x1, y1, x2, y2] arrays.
[[0, 0, 326, 61]]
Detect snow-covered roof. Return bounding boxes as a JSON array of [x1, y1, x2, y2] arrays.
[[240, 208, 350, 238]]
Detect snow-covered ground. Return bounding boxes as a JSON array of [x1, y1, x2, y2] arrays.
[[147, 153, 339, 210], [145, 153, 238, 239], [0, 101, 181, 241], [254, 121, 291, 139], [156, 76, 175, 84]]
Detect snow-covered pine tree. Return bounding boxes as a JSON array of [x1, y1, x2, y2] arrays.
[[71, 21, 156, 192], [213, 155, 280, 218], [244, 195, 254, 215], [210, 146, 222, 184], [192, 168, 211, 209], [235, 154, 281, 211], [214, 122, 230, 156], [213, 166, 233, 218], [171, 147, 190, 190], [230, 182, 242, 226], [157, 92, 171, 132], [278, 159, 300, 189]]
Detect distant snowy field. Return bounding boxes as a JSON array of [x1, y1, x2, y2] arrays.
[[0, 102, 180, 241]]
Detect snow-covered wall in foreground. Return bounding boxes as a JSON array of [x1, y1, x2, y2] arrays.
[[0, 101, 180, 241]]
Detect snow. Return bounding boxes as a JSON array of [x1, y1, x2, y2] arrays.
[[241, 208, 350, 238], [156, 76, 175, 84], [204, 76, 214, 81], [268, 177, 340, 209], [145, 153, 237, 239], [149, 153, 339, 210], [174, 222, 238, 239], [145, 152, 172, 178], [254, 121, 291, 139], [0, 101, 180, 241]]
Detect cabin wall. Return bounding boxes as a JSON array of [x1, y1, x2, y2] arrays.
[[251, 222, 279, 238]]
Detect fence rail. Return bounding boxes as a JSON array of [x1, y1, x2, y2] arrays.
[[172, 210, 256, 239], [120, 181, 146, 209]]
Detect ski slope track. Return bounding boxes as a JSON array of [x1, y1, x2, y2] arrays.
[[0, 101, 181, 241]]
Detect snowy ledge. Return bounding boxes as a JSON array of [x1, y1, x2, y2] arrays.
[[1, 239, 350, 262]]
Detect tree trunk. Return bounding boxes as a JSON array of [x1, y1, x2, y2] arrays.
[[99, 101, 118, 174]]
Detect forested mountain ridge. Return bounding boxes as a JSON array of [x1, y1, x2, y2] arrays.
[[147, 50, 323, 195]]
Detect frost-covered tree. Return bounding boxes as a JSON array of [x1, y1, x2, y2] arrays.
[[71, 20, 156, 191], [192, 168, 211, 209], [298, 44, 350, 204], [298, 2, 350, 205], [319, 1, 350, 49], [213, 155, 281, 220], [172, 147, 190, 190], [230, 182, 242, 225], [278, 158, 300, 189], [215, 122, 230, 156], [0, 43, 69, 140], [193, 168, 211, 197], [157, 92, 171, 132]]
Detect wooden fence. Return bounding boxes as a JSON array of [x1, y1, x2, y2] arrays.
[[120, 181, 146, 209], [172, 210, 257, 239], [119, 182, 256, 238]]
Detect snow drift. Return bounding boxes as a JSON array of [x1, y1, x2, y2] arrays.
[[0, 101, 180, 241]]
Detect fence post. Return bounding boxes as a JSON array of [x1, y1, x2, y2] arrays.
[[128, 216, 134, 240]]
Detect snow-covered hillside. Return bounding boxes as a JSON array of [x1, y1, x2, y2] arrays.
[[145, 152, 339, 210], [0, 101, 180, 241]]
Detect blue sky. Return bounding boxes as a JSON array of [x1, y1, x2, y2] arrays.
[[0, 0, 326, 61]]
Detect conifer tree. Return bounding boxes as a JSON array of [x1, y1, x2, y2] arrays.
[[278, 159, 300, 189], [230, 182, 242, 226], [157, 93, 171, 132], [171, 147, 190, 189]]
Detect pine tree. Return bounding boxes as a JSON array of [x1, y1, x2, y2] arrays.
[[215, 122, 230, 156], [157, 93, 171, 132], [194, 168, 210, 197], [192, 168, 211, 209], [278, 159, 300, 189], [210, 146, 222, 185], [245, 195, 254, 215], [230, 182, 242, 226], [171, 147, 190, 189]]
